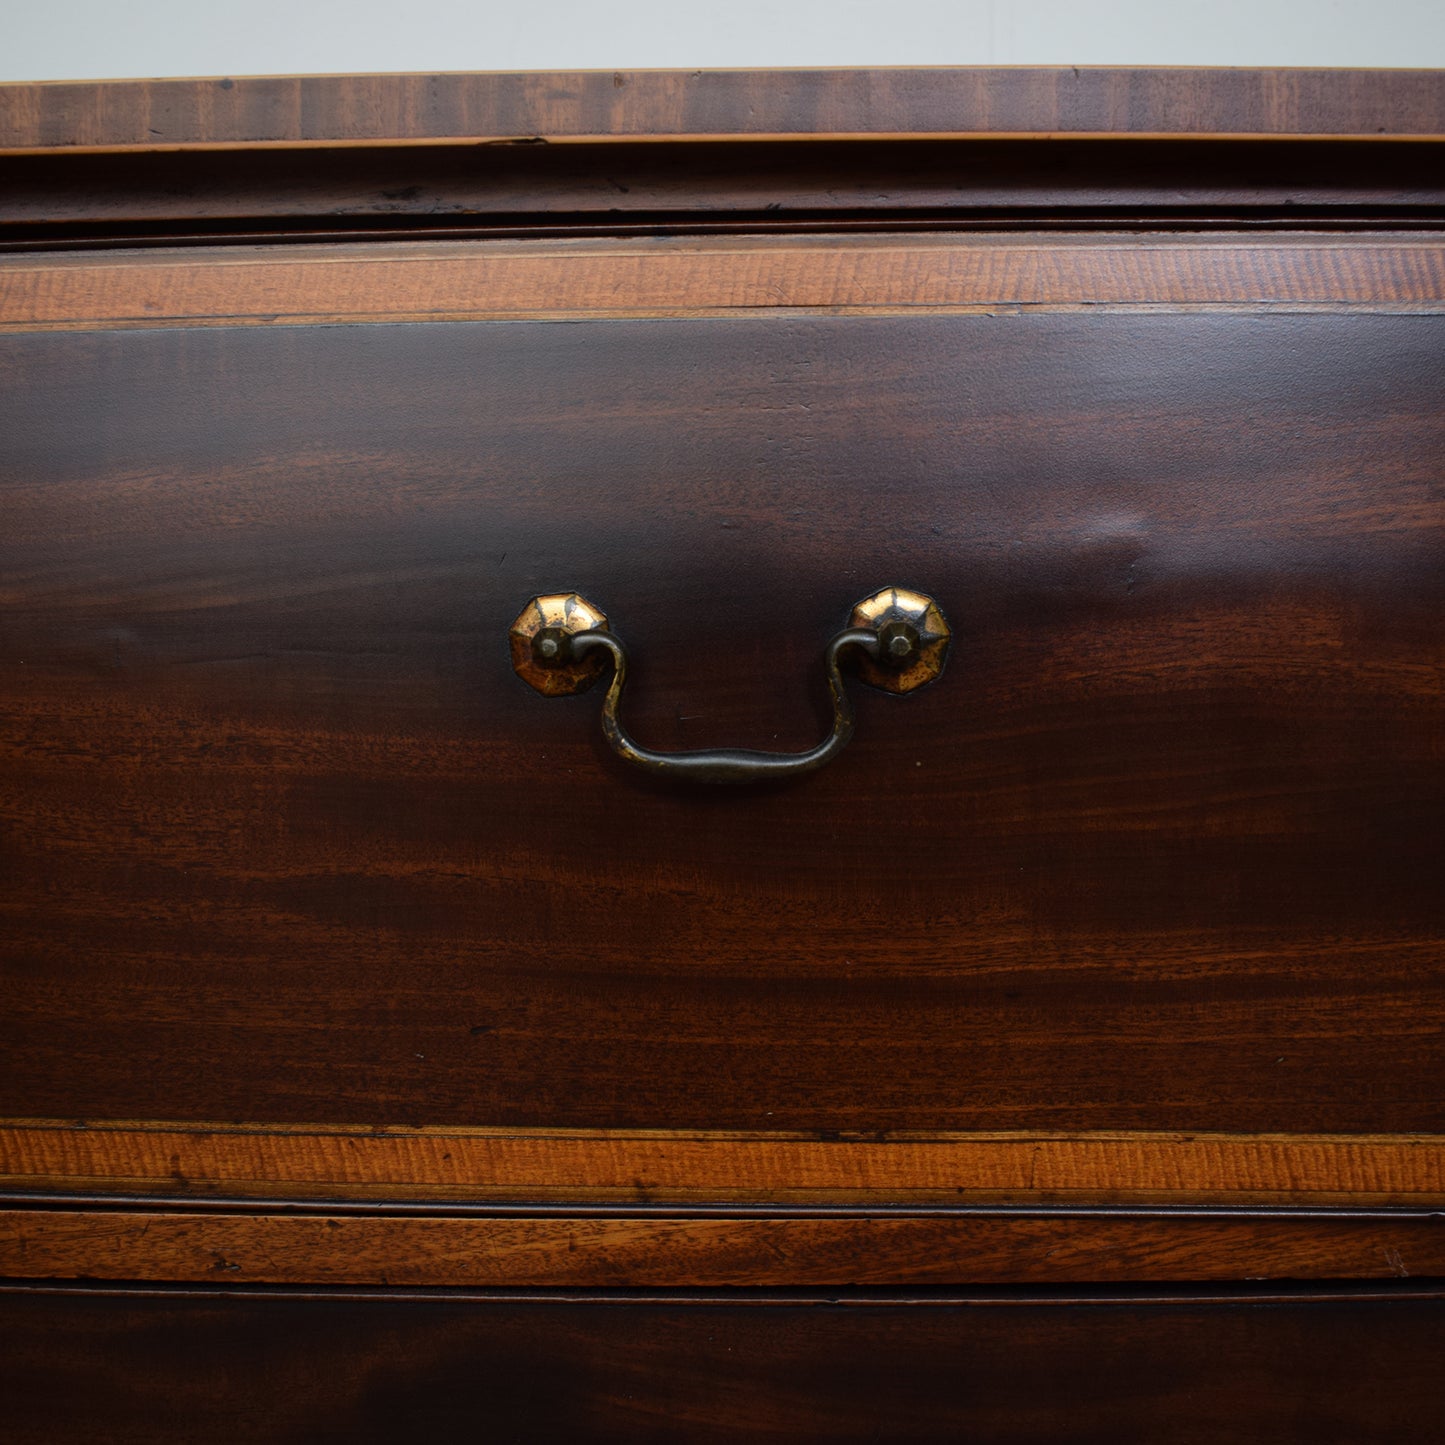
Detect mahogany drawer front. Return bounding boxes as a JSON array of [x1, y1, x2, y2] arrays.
[[1, 233, 1442, 1154], [4, 1285, 1444, 1444]]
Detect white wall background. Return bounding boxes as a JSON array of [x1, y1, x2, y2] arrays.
[[5, 0, 1445, 83]]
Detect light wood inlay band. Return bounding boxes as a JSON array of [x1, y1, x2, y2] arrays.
[[3, 1123, 1443, 1205], [2, 235, 1442, 332]]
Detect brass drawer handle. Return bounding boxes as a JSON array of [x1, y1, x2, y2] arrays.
[[510, 587, 949, 784]]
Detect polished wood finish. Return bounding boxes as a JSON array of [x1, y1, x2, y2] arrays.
[[3, 1286, 1443, 1443], [4, 1124, 1443, 1206], [5, 1205, 1443, 1286], [4, 233, 1444, 331], [4, 69, 1445, 152], [3, 306, 1441, 1134], [2, 80, 1443, 1434]]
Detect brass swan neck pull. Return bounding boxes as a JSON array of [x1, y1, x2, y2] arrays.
[[573, 625, 879, 783], [510, 587, 950, 785]]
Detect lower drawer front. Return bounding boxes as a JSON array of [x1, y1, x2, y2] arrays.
[[3, 1287, 1442, 1444]]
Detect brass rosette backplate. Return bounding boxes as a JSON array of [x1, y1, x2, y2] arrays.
[[509, 592, 611, 695], [848, 586, 951, 693]]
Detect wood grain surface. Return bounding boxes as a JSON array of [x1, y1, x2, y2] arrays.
[[6, 66, 1444, 1429], [2, 304, 1441, 1134], [3, 233, 1444, 331], [4, 1124, 1444, 1205], [3, 1286, 1443, 1443], [3, 69, 1445, 152], [3, 1204, 1443, 1285]]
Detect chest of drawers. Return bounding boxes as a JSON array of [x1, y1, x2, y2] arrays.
[[2, 68, 1443, 1440]]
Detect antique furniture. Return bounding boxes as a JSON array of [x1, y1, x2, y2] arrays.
[[2, 68, 1443, 1440]]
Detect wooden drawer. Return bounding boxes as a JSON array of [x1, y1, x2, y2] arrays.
[[4, 1285, 1444, 1443], [3, 228, 1444, 1174]]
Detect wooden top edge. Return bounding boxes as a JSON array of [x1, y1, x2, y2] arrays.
[[2, 67, 1443, 151], [9, 132, 1445, 159]]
